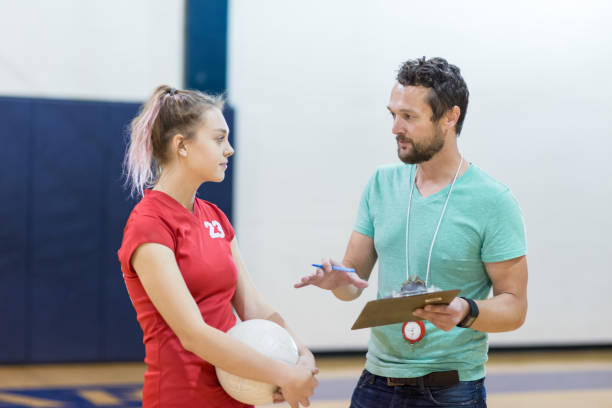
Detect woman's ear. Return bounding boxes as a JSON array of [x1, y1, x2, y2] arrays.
[[172, 133, 187, 157]]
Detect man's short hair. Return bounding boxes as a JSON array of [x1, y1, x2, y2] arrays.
[[397, 57, 469, 135]]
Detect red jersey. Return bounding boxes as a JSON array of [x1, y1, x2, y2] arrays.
[[118, 190, 251, 408]]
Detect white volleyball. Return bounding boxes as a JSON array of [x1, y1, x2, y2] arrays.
[[216, 319, 299, 405]]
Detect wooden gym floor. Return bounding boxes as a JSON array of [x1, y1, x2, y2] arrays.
[[0, 349, 611, 407]]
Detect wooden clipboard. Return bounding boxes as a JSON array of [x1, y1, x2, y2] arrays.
[[351, 289, 461, 330]]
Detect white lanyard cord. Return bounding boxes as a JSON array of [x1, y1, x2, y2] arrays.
[[405, 157, 463, 287]]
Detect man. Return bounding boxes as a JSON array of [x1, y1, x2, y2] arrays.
[[295, 57, 527, 407]]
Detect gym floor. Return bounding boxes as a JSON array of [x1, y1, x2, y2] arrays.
[[0, 349, 611, 407]]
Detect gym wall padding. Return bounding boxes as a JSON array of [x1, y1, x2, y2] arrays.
[[0, 98, 30, 362], [0, 96, 235, 363]]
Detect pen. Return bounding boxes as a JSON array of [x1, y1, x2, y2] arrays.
[[311, 264, 356, 273]]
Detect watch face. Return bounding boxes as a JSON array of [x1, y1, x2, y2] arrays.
[[402, 321, 425, 344]]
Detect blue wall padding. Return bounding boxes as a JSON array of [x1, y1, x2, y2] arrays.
[[102, 104, 150, 360], [29, 100, 108, 361], [0, 96, 234, 363], [0, 98, 31, 362]]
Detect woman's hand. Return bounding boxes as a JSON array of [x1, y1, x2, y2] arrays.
[[273, 349, 318, 404], [277, 365, 318, 408]]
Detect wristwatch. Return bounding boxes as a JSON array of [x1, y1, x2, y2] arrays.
[[457, 297, 479, 328]]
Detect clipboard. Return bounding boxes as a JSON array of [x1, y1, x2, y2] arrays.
[[351, 289, 461, 330]]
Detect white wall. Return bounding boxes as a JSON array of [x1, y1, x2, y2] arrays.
[[0, 0, 184, 101], [229, 0, 612, 349]]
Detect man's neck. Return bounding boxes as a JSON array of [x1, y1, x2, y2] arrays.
[[417, 150, 463, 184], [414, 141, 467, 197]]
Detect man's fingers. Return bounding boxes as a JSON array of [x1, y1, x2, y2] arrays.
[[413, 308, 457, 331], [321, 258, 333, 272], [413, 308, 434, 321], [294, 274, 315, 288], [348, 273, 369, 288], [423, 305, 453, 315], [294, 269, 329, 288]]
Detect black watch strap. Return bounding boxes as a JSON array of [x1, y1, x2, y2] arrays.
[[457, 297, 479, 328]]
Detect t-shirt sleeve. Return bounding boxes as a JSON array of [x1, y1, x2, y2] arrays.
[[118, 215, 176, 275], [354, 173, 375, 238], [481, 189, 527, 263]]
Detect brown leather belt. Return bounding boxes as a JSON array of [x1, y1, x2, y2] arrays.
[[387, 370, 459, 387]]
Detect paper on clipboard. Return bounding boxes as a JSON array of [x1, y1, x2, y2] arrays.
[[351, 289, 461, 330]]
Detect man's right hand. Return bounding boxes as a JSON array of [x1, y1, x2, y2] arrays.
[[293, 258, 369, 291]]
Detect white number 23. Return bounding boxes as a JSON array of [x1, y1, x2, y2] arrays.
[[204, 220, 225, 238]]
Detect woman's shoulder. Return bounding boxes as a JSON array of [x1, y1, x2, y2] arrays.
[[124, 193, 177, 232], [118, 195, 178, 266]]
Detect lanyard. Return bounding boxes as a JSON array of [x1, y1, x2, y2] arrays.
[[405, 157, 463, 287]]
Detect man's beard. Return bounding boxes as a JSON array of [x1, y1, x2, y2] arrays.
[[397, 125, 445, 164]]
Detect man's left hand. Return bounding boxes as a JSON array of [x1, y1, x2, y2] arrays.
[[412, 297, 470, 331]]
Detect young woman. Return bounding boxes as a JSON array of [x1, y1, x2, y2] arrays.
[[118, 85, 318, 408]]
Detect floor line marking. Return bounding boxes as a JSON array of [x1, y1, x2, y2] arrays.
[[0, 392, 64, 407]]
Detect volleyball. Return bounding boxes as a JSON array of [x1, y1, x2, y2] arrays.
[[216, 319, 299, 405]]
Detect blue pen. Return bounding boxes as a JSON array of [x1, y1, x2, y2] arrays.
[[311, 264, 355, 273]]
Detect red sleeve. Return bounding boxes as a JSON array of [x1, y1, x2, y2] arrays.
[[118, 214, 176, 275]]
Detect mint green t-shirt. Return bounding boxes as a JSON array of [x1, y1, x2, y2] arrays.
[[354, 163, 526, 381]]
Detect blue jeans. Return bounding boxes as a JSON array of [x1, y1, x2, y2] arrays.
[[350, 370, 486, 408]]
